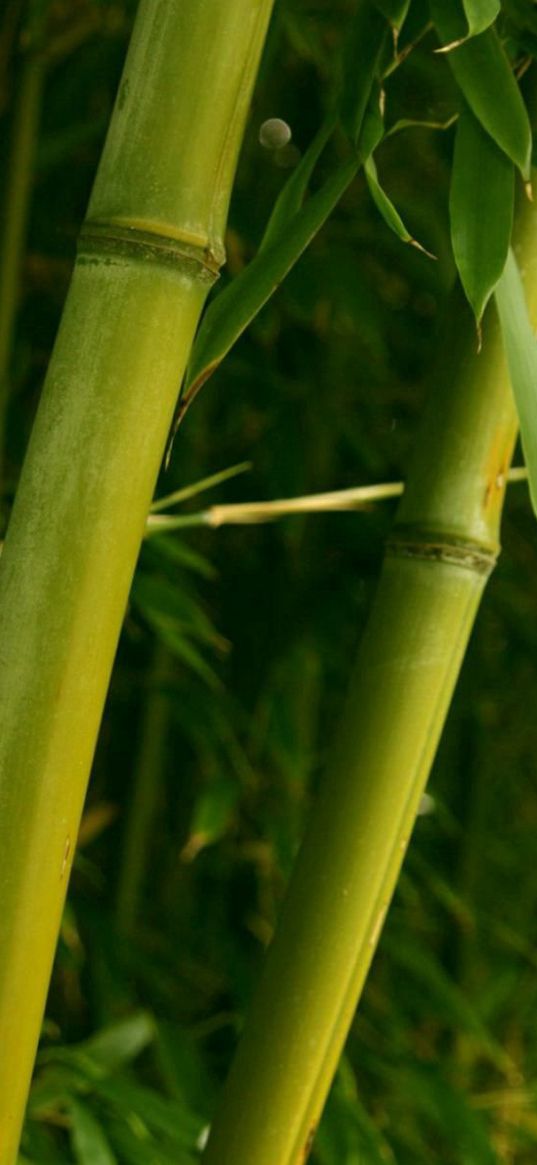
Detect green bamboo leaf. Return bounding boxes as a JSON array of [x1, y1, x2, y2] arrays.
[[74, 1014, 154, 1072], [357, 82, 385, 160], [69, 1100, 118, 1165], [462, 0, 501, 36], [495, 248, 537, 516], [182, 778, 240, 860], [373, 0, 411, 30], [433, 0, 500, 45], [450, 105, 514, 322], [151, 462, 251, 512], [364, 155, 435, 257], [260, 117, 335, 252], [93, 1077, 203, 1149], [184, 156, 358, 399], [339, 0, 389, 144], [430, 13, 532, 177]]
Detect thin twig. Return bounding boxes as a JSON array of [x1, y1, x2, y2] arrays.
[[145, 466, 528, 535]]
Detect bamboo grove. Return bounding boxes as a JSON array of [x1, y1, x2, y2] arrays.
[[2, 1, 537, 1163]]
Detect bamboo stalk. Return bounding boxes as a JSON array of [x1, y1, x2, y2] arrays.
[[201, 207, 537, 1165], [0, 3, 274, 1161]]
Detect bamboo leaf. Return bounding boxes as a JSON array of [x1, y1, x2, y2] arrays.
[[450, 105, 514, 322], [184, 157, 358, 399], [93, 1077, 203, 1149], [259, 117, 335, 252], [430, 13, 532, 177], [373, 0, 411, 30], [151, 461, 251, 512], [357, 82, 385, 160], [339, 0, 388, 144], [69, 1100, 118, 1165], [462, 0, 501, 37], [364, 155, 435, 257], [495, 248, 537, 516], [72, 1014, 155, 1072], [181, 779, 240, 860]]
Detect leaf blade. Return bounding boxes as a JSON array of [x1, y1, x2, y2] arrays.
[[184, 156, 358, 398], [450, 105, 514, 321], [365, 155, 435, 257], [430, 16, 531, 176], [495, 248, 537, 516]]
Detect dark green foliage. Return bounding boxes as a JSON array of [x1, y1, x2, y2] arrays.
[[2, 1, 537, 1162]]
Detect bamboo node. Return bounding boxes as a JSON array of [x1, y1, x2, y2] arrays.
[[386, 532, 497, 574], [78, 221, 221, 281]]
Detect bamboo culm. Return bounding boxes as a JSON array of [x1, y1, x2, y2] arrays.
[[0, 3, 274, 1161], [201, 205, 537, 1165]]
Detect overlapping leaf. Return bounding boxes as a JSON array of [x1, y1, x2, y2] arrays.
[[430, 6, 532, 177], [450, 105, 514, 322], [462, 0, 501, 37], [495, 249, 537, 516]]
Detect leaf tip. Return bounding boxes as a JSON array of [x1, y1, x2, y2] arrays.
[[410, 238, 437, 261]]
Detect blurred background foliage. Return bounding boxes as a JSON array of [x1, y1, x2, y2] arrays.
[[2, 1, 537, 1162]]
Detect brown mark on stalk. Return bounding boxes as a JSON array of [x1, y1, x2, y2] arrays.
[[301, 1125, 317, 1163], [61, 836, 71, 879], [483, 455, 509, 515]]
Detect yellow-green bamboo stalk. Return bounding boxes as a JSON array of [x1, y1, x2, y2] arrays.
[[201, 207, 537, 1165], [0, 3, 274, 1161]]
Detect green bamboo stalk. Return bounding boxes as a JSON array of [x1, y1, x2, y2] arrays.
[[201, 208, 537, 1165], [0, 3, 274, 1161], [0, 43, 44, 481]]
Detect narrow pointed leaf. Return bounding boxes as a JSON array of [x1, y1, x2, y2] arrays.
[[185, 157, 358, 396], [340, 0, 388, 144], [364, 155, 435, 256], [357, 82, 385, 160], [260, 117, 335, 252], [373, 0, 411, 30], [495, 248, 537, 516], [450, 106, 514, 321], [430, 13, 531, 177], [69, 1100, 118, 1165]]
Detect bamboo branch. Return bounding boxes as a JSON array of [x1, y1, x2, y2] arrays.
[[145, 465, 528, 533]]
